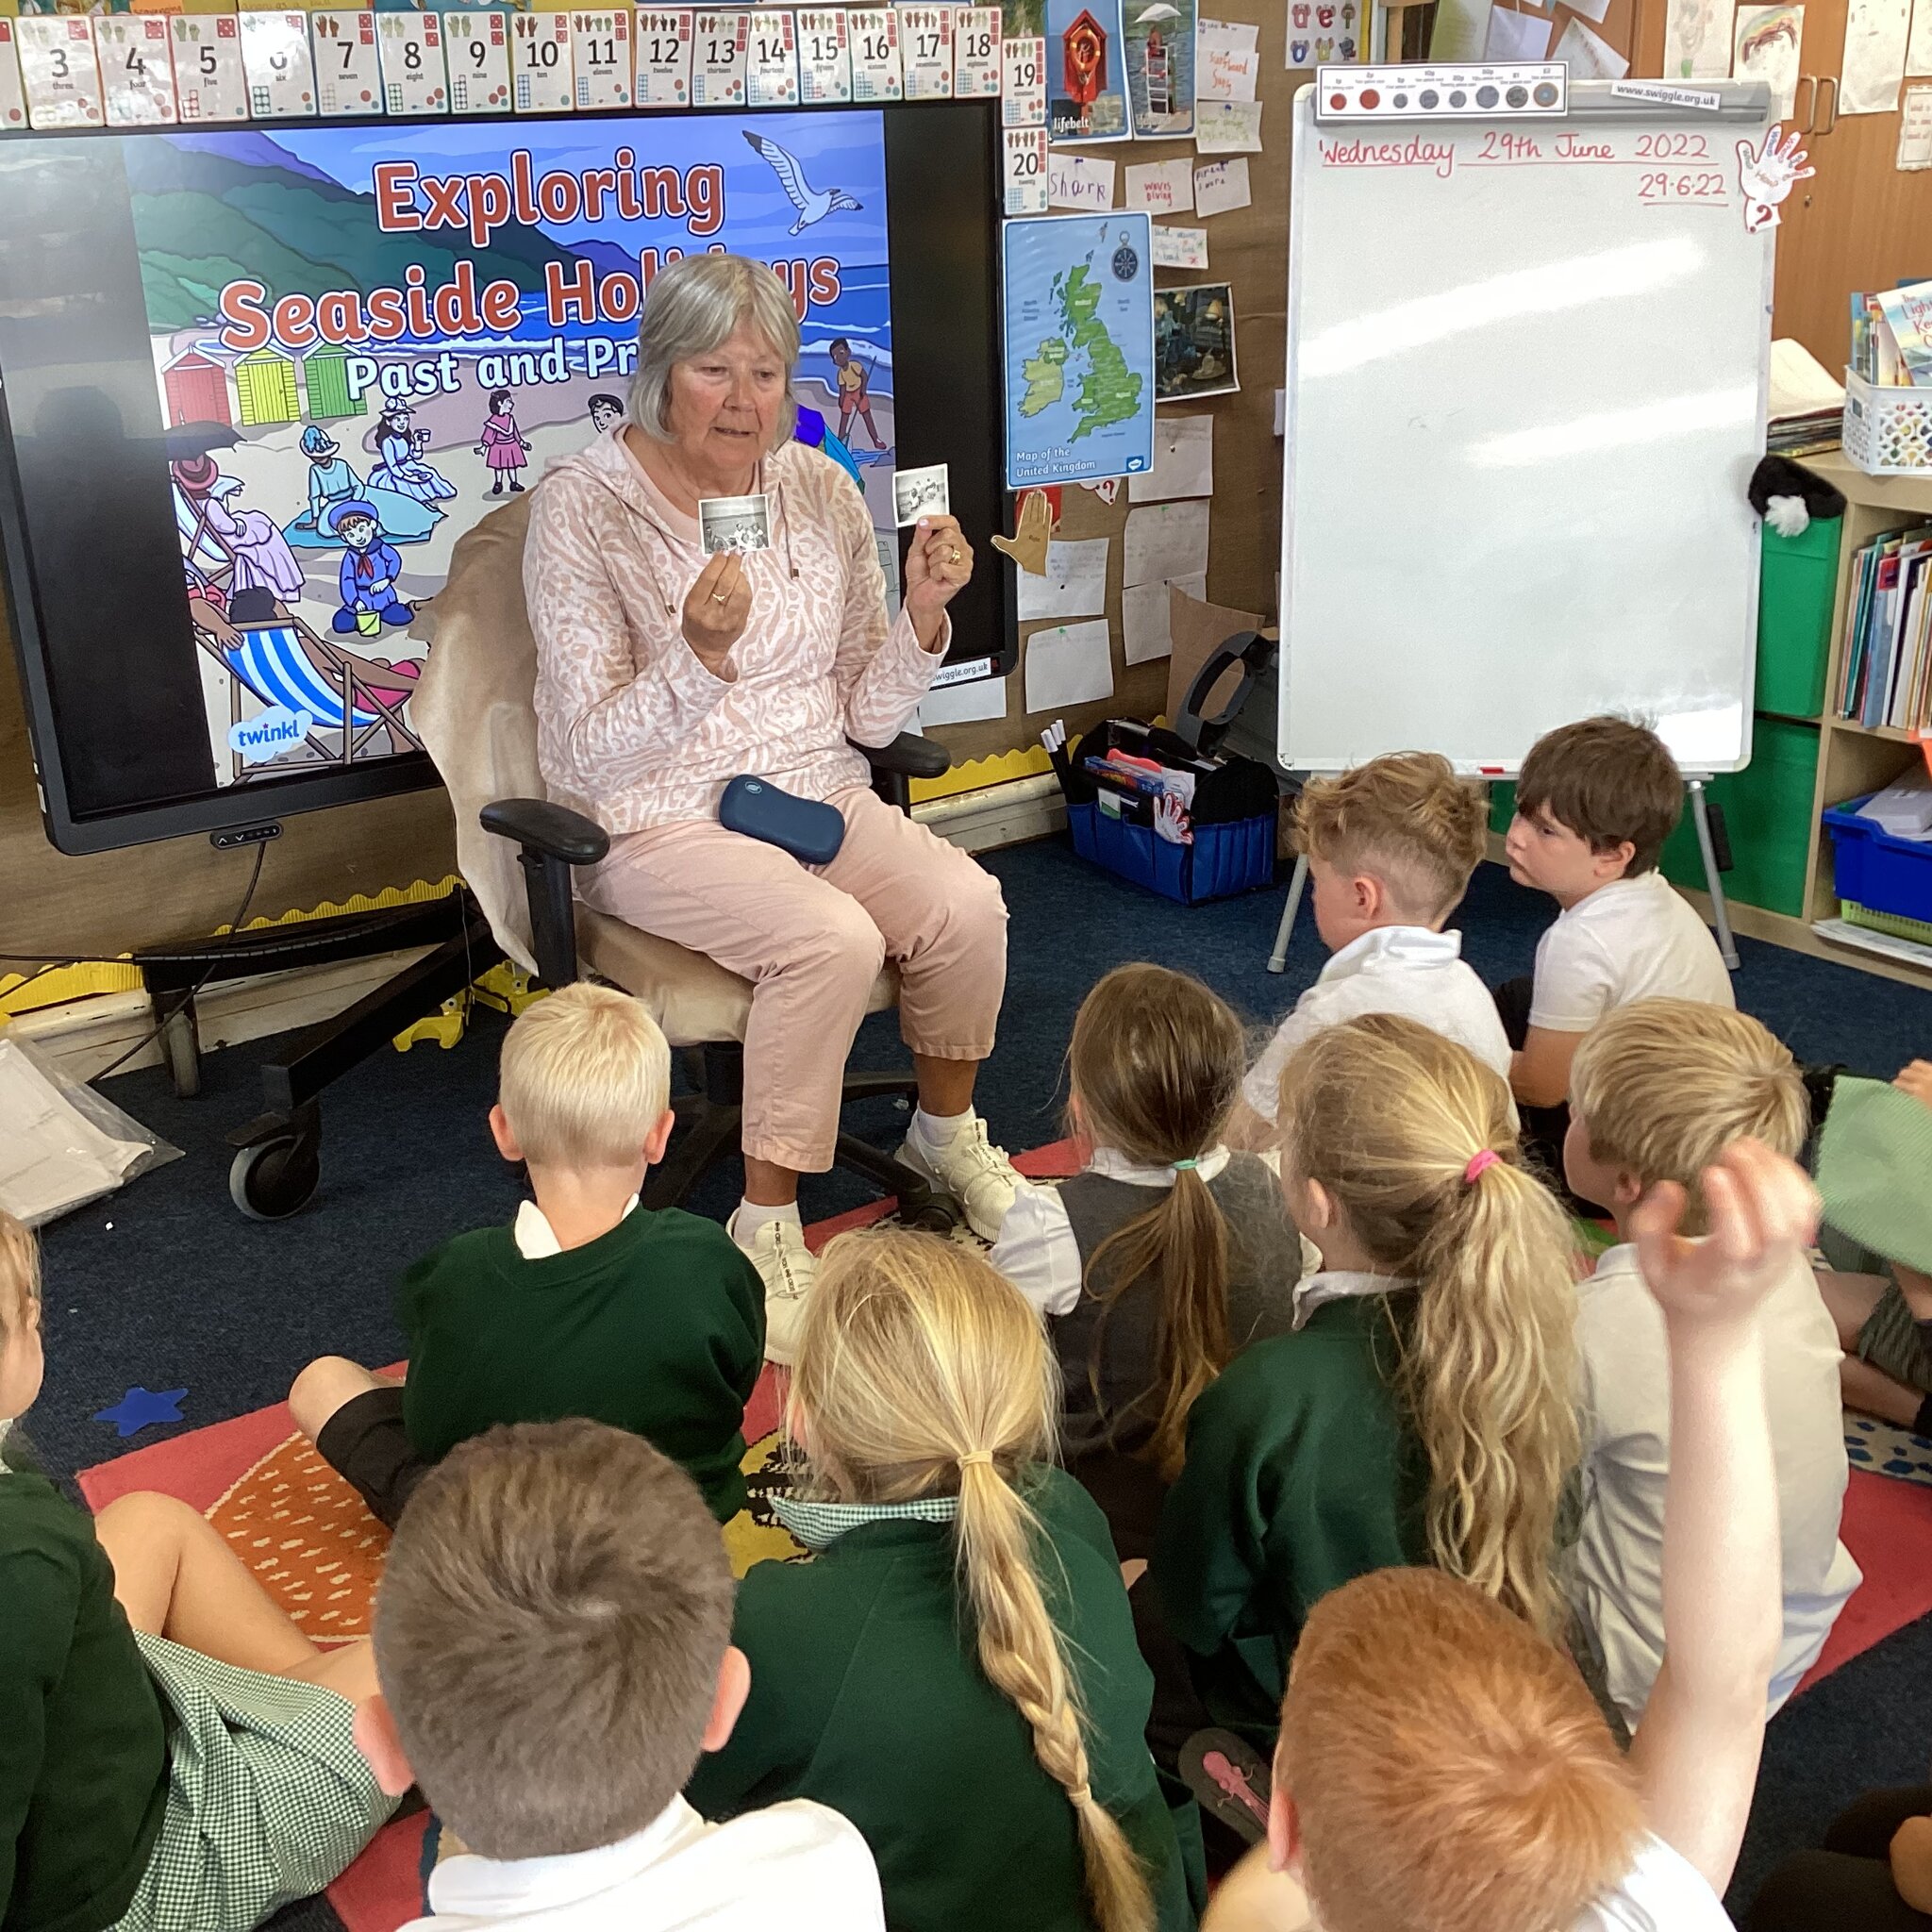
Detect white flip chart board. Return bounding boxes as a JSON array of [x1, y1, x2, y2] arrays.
[[1280, 78, 1778, 774]]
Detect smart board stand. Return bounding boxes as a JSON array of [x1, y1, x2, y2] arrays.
[[1268, 778, 1740, 975]]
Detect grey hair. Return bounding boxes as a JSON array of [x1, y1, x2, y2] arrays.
[[628, 254, 800, 452]]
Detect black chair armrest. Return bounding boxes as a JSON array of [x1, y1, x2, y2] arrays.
[[855, 732, 951, 782], [479, 799, 607, 990], [480, 798, 610, 867]]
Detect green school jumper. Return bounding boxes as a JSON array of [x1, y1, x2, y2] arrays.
[[1154, 1294, 1428, 1750], [0, 1471, 169, 1932], [686, 1466, 1199, 1932], [399, 1207, 764, 1521]]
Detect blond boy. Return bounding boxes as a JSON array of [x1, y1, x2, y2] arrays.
[[358, 1422, 884, 1931], [1232, 752, 1508, 1143], [290, 984, 763, 1526], [1564, 999, 1857, 1725]]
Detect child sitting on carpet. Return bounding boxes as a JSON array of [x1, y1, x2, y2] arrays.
[[356, 1420, 884, 1931], [0, 1209, 394, 1932], [1498, 715, 1733, 1174], [290, 982, 763, 1527], [990, 963, 1306, 1562], [686, 1227, 1199, 1932], [1811, 1058, 1932, 1438], [1563, 999, 1858, 1727], [1197, 1138, 1817, 1932], [1227, 752, 1507, 1149], [1155, 1013, 1580, 1750]]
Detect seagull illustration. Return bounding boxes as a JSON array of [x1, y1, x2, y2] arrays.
[[742, 130, 863, 235]]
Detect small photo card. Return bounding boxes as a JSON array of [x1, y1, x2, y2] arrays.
[[238, 10, 316, 119], [99, 14, 177, 126], [635, 9, 694, 105], [18, 15, 104, 128], [377, 9, 446, 114], [846, 8, 902, 99], [693, 9, 749, 104], [171, 14, 247, 125], [699, 493, 773, 555], [796, 8, 852, 101], [1153, 281, 1239, 401], [511, 10, 575, 113], [892, 464, 951, 527], [312, 9, 381, 117], [444, 9, 511, 113], [571, 9, 632, 108]]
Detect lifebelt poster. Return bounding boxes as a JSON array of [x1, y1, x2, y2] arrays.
[[129, 113, 891, 784]]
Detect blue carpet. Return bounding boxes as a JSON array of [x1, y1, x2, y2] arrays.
[[30, 837, 1932, 1924]]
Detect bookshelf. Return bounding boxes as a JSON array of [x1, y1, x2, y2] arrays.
[[1799, 451, 1932, 973]]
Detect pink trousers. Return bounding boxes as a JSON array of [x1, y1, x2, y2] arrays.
[[581, 787, 1008, 1173]]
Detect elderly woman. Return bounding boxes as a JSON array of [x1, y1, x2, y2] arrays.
[[524, 253, 1015, 1351]]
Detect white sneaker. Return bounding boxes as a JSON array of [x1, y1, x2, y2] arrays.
[[898, 1116, 1022, 1242], [736, 1216, 817, 1366]]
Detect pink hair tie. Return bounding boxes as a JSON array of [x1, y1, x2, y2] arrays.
[[1464, 1148, 1501, 1185]]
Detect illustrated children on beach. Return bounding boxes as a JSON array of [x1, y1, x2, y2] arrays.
[[475, 391, 532, 496], [370, 402, 458, 506], [327, 500, 411, 635], [829, 338, 886, 451]]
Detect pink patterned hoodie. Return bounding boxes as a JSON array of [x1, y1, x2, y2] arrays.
[[524, 429, 947, 834]]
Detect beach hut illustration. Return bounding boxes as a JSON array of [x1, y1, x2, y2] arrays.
[[162, 348, 232, 430], [236, 345, 300, 427], [1063, 8, 1107, 106], [300, 345, 360, 422]]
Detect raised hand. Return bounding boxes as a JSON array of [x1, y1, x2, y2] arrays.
[[904, 513, 974, 650], [1629, 1137, 1820, 1330], [1736, 125, 1813, 234], [1894, 1058, 1932, 1110], [681, 551, 750, 675]]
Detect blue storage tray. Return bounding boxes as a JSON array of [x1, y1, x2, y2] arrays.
[[1068, 802, 1274, 905], [1821, 793, 1932, 924]]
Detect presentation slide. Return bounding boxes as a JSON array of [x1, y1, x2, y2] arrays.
[[123, 113, 891, 784]]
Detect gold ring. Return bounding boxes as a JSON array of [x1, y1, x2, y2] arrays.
[[709, 591, 729, 602], [947, 546, 962, 563]]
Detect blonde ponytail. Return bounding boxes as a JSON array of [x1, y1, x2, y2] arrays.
[[793, 1230, 1156, 1932], [1275, 1013, 1580, 1639], [1068, 963, 1247, 1480]]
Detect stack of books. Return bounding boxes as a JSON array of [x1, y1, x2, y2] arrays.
[[1837, 524, 1932, 733], [1769, 340, 1844, 457], [1851, 278, 1932, 390]]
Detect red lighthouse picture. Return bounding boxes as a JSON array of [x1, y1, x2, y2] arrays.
[[1063, 8, 1107, 107]]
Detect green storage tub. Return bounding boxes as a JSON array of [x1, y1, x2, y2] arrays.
[[1756, 515, 1840, 719]]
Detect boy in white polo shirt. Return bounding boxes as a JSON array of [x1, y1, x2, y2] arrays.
[[355, 1420, 885, 1932], [1499, 717, 1732, 1164], [1231, 751, 1508, 1143], [1564, 998, 1857, 1728]]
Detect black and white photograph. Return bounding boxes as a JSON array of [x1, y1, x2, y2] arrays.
[[1153, 281, 1240, 402], [697, 491, 774, 555], [891, 462, 952, 527]]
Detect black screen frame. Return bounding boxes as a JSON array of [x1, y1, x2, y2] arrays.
[[0, 98, 1013, 856]]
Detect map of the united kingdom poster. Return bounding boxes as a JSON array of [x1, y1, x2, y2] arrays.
[[1001, 211, 1155, 489]]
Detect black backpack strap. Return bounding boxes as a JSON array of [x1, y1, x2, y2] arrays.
[[1175, 631, 1275, 757]]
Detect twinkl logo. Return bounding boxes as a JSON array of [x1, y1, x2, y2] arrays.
[[230, 706, 313, 766]]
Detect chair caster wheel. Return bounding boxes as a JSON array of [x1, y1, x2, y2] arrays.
[[229, 1130, 321, 1221], [904, 1191, 963, 1234]]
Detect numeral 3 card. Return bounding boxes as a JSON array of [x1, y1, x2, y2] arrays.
[[17, 16, 103, 127], [171, 16, 246, 125], [311, 10, 380, 116]]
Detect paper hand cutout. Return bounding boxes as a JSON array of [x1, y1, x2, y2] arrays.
[[1153, 791, 1193, 846], [1736, 125, 1813, 234], [991, 488, 1054, 575]]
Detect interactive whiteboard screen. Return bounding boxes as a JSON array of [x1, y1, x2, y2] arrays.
[[1279, 80, 1777, 774]]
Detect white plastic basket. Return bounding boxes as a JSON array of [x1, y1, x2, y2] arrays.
[[1842, 368, 1932, 476]]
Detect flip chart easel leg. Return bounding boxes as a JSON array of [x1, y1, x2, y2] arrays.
[[1688, 779, 1740, 972], [1268, 854, 1310, 974]]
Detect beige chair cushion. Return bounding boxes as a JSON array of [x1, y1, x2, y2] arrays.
[[413, 496, 900, 1050], [579, 908, 898, 1046]]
